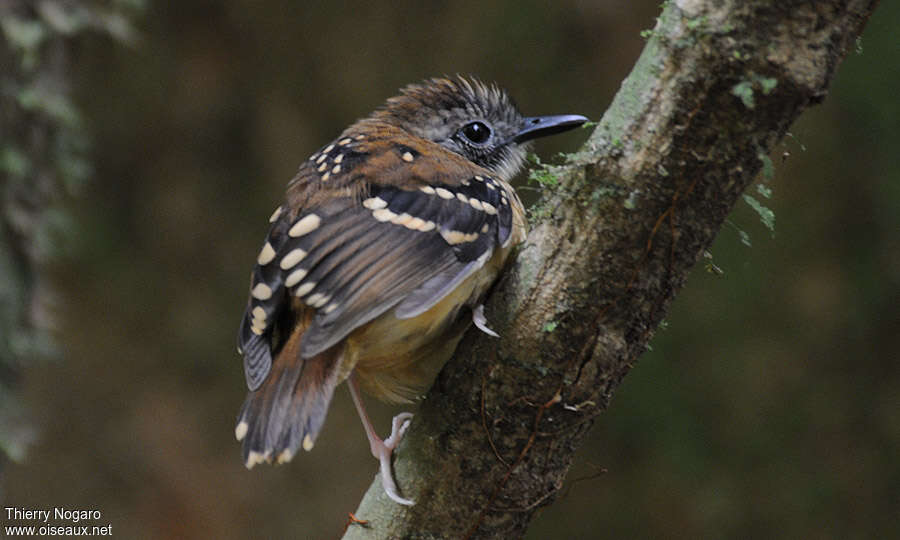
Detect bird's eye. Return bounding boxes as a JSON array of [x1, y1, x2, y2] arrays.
[[460, 121, 491, 145]]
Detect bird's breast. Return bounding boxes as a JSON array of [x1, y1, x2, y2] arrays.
[[345, 242, 513, 403]]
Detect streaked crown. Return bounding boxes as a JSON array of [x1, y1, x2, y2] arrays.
[[371, 76, 532, 182]]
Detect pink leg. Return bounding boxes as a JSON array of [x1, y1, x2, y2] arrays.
[[348, 372, 414, 506]]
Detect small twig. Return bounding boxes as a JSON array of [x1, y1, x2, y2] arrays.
[[342, 512, 369, 535], [559, 463, 608, 502], [481, 373, 509, 468], [463, 389, 563, 539]]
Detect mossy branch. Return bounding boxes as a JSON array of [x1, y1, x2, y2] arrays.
[[342, 1, 880, 538]]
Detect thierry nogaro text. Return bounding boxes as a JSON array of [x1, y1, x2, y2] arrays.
[[5, 507, 102, 523]]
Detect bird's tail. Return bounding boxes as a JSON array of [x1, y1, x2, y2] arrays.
[[235, 328, 343, 467]]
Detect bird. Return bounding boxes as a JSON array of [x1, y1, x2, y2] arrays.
[[234, 76, 587, 505]]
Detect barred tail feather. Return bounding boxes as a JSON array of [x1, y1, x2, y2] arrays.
[[235, 329, 343, 468]]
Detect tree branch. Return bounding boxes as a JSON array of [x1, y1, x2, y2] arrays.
[[343, 1, 879, 537]]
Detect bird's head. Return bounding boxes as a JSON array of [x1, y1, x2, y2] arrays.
[[371, 76, 587, 181]]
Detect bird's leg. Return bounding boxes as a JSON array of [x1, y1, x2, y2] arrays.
[[348, 372, 414, 506], [473, 304, 500, 337]]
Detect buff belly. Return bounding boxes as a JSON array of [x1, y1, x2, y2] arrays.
[[344, 249, 509, 403]]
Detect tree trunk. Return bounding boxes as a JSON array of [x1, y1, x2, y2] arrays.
[[342, 1, 879, 538]]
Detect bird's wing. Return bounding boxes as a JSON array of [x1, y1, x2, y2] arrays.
[[237, 130, 518, 390]]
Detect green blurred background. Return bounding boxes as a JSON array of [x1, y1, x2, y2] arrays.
[[6, 1, 899, 538]]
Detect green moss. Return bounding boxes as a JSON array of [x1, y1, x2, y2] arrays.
[[528, 167, 560, 188], [527, 201, 553, 224], [732, 72, 779, 109], [759, 76, 777, 95], [731, 80, 756, 109], [624, 189, 641, 210], [757, 150, 775, 181], [686, 15, 708, 31], [725, 219, 753, 247], [743, 194, 776, 234]]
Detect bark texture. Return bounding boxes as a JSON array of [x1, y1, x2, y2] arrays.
[[343, 1, 879, 538]]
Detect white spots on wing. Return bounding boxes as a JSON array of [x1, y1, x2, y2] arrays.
[[294, 281, 316, 297], [391, 213, 413, 227], [245, 451, 264, 468], [404, 216, 426, 231], [306, 293, 331, 308], [269, 206, 283, 223], [250, 306, 267, 335], [285, 268, 308, 287], [302, 434, 315, 451], [289, 214, 321, 237], [366, 176, 510, 239], [363, 196, 388, 209], [235, 421, 248, 441], [280, 248, 308, 270], [313, 139, 356, 181], [323, 302, 339, 314], [368, 200, 437, 233], [372, 208, 397, 222], [257, 242, 276, 265], [442, 230, 463, 244], [276, 449, 294, 464], [441, 229, 479, 245], [251, 282, 273, 300]]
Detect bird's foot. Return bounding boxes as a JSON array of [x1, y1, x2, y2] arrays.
[[370, 412, 414, 505]]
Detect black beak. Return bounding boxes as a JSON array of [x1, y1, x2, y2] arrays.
[[513, 114, 589, 144]]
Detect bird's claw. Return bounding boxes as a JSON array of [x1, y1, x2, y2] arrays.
[[384, 412, 413, 449], [374, 412, 415, 505], [473, 304, 500, 337]]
